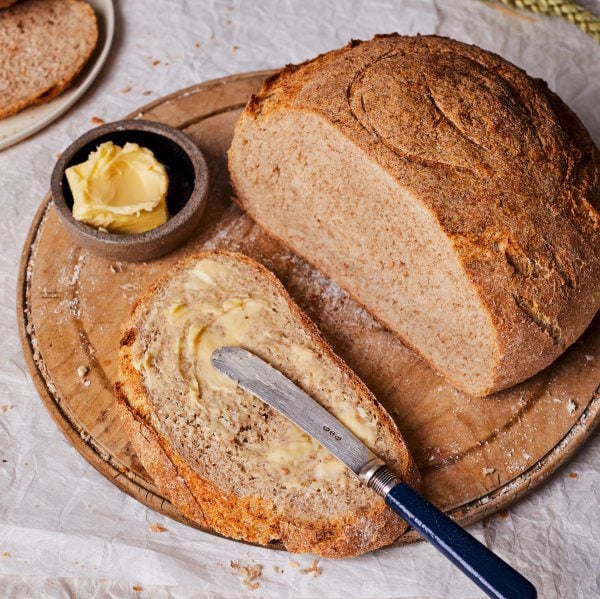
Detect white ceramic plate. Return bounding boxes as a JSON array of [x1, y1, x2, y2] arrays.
[[0, 0, 115, 151]]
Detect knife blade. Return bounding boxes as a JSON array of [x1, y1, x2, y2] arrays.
[[210, 344, 385, 484], [211, 346, 537, 599]]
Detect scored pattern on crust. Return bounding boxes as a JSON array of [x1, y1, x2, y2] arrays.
[[233, 34, 600, 394]]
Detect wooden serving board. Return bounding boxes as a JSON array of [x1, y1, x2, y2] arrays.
[[18, 71, 600, 546]]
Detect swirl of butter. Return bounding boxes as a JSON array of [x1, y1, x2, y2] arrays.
[[66, 141, 169, 234], [141, 258, 378, 487]]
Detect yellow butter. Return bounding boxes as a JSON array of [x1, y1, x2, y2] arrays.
[[289, 344, 378, 446], [191, 297, 267, 393], [267, 439, 315, 467], [65, 141, 169, 234], [138, 258, 379, 486]]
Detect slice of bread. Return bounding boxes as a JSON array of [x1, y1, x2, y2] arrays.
[[0, 0, 97, 119], [228, 34, 600, 397], [115, 251, 419, 557]]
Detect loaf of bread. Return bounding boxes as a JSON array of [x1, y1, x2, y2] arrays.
[[0, 0, 97, 119], [116, 251, 419, 557], [228, 34, 600, 397]]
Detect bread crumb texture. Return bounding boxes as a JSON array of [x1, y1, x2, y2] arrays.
[[0, 0, 98, 119], [230, 561, 263, 591], [116, 251, 419, 557], [229, 34, 600, 397], [300, 559, 322, 576]]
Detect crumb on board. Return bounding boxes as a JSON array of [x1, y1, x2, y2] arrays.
[[142, 91, 152, 96], [152, 59, 161, 66], [300, 560, 322, 577], [482, 467, 495, 476], [289, 560, 300, 568], [273, 565, 283, 574], [567, 400, 577, 415], [77, 365, 89, 378], [568, 472, 579, 479], [232, 45, 239, 52], [150, 523, 168, 533], [230, 561, 263, 591], [91, 116, 105, 125], [121, 85, 132, 94], [132, 585, 142, 592], [0, 405, 14, 414], [2, 551, 10, 558]]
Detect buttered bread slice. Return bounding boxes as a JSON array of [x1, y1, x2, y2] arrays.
[[115, 251, 419, 557]]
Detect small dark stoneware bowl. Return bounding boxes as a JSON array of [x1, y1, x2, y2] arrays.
[[51, 119, 209, 261]]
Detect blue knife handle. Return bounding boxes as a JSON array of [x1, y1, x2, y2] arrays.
[[385, 482, 536, 599]]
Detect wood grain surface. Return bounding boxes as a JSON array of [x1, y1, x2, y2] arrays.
[[17, 71, 600, 547]]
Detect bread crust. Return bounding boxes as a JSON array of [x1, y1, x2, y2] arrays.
[[116, 250, 420, 558], [0, 0, 98, 119], [229, 34, 600, 396]]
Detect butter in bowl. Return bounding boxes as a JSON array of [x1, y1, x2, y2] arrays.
[[51, 120, 209, 261], [66, 140, 170, 234]]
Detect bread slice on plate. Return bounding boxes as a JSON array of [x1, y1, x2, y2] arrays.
[[0, 0, 98, 119], [229, 34, 600, 397], [115, 251, 419, 558]]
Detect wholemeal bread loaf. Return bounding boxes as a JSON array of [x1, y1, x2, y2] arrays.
[[115, 251, 419, 557], [0, 0, 97, 119], [229, 34, 600, 397]]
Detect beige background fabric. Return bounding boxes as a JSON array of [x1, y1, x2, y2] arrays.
[[0, 1, 599, 597]]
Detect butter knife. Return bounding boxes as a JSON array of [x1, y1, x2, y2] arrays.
[[211, 346, 537, 599]]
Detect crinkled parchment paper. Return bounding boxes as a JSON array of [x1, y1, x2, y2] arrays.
[[0, 0, 598, 597]]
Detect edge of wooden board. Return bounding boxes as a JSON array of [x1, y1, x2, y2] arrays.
[[16, 70, 600, 549]]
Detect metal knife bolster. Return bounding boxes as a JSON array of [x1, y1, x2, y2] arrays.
[[210, 346, 399, 497], [363, 464, 400, 497]]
